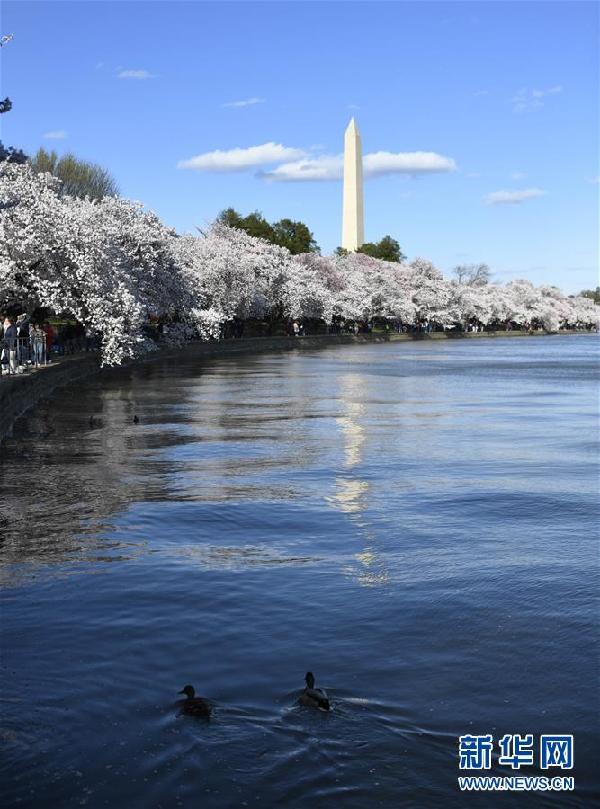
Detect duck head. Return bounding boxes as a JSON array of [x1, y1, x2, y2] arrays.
[[305, 672, 315, 689], [179, 685, 195, 699]]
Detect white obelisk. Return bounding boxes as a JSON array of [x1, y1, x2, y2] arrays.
[[342, 118, 364, 251]]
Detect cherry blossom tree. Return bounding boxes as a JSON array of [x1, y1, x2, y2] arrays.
[[0, 163, 188, 364], [2, 163, 597, 369]]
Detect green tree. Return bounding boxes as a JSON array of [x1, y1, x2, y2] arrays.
[[30, 147, 119, 200], [30, 147, 57, 174], [218, 208, 275, 241], [0, 141, 28, 164], [580, 287, 600, 304], [218, 207, 242, 229], [218, 208, 319, 254], [271, 218, 319, 254], [357, 235, 405, 263]]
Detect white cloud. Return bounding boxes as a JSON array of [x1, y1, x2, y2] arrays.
[[179, 140, 457, 182], [262, 154, 343, 181], [43, 130, 67, 139], [222, 97, 265, 108], [262, 149, 457, 182], [586, 176, 600, 185], [473, 89, 489, 97], [178, 142, 307, 172], [484, 188, 546, 205], [512, 85, 562, 112], [532, 85, 562, 98], [510, 171, 526, 180], [117, 69, 155, 80], [347, 103, 360, 110], [364, 150, 457, 177]]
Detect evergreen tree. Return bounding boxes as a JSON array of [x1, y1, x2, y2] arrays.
[[358, 235, 405, 263], [218, 208, 319, 254]]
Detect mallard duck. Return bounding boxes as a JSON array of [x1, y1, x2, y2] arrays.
[[298, 671, 330, 711], [178, 685, 212, 717]]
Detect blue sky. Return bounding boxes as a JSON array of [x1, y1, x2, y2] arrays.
[[1, 1, 598, 292]]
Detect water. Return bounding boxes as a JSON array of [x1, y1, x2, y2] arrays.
[[1, 335, 598, 808]]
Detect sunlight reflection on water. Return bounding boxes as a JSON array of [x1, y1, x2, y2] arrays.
[[1, 335, 598, 808]]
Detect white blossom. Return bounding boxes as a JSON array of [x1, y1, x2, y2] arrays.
[[1, 163, 597, 367]]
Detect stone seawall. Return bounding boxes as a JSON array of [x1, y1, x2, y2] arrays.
[[0, 353, 101, 442], [0, 330, 579, 442]]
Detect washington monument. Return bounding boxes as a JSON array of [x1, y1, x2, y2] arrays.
[[342, 118, 364, 251]]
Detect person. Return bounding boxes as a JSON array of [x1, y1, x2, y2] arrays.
[[16, 314, 31, 366], [1, 316, 7, 371], [74, 321, 85, 351], [85, 326, 95, 351], [32, 323, 45, 366], [43, 322, 54, 361], [3, 316, 18, 374], [292, 320, 299, 336]]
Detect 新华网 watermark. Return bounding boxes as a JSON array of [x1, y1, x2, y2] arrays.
[[457, 734, 574, 793]]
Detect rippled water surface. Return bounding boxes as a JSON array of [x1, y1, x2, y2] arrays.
[[1, 336, 598, 808]]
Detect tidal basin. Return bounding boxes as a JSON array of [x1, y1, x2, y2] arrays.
[[1, 335, 598, 808]]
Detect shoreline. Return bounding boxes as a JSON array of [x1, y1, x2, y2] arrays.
[[0, 329, 591, 443]]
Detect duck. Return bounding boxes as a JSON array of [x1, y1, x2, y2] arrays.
[[178, 685, 212, 717], [133, 415, 139, 424], [298, 671, 330, 711]]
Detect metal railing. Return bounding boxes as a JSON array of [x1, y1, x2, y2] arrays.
[[1, 334, 47, 376]]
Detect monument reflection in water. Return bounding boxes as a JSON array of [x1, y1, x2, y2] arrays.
[[1, 335, 598, 808]]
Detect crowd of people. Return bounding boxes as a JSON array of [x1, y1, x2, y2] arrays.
[[0, 315, 99, 376]]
